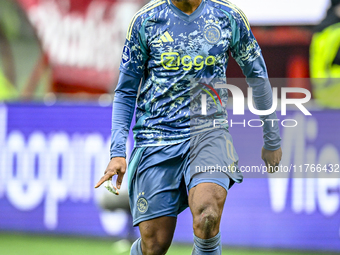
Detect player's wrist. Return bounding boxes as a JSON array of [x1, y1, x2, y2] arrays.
[[110, 152, 126, 159], [263, 144, 281, 151]]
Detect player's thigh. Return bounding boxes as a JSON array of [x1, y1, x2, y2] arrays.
[[139, 216, 177, 252], [188, 182, 227, 219]]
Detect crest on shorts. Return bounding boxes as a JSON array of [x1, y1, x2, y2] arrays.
[[203, 24, 221, 44], [137, 197, 148, 213]]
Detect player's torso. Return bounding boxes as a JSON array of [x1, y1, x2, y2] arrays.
[[133, 0, 235, 145], [137, 1, 233, 114]]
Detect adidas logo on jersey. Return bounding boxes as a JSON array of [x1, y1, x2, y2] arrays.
[[153, 31, 174, 46]]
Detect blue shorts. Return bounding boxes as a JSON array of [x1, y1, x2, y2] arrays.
[[127, 128, 242, 226]]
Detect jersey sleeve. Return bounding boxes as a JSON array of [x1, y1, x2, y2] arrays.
[[228, 10, 281, 150], [244, 56, 281, 151], [110, 71, 140, 158], [229, 12, 261, 67], [119, 15, 149, 78]]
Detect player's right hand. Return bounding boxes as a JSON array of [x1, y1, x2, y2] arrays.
[[94, 157, 127, 191]]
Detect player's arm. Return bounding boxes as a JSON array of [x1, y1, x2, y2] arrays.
[[242, 55, 282, 171], [110, 72, 140, 159], [229, 12, 282, 171], [94, 72, 140, 192], [95, 15, 148, 190]]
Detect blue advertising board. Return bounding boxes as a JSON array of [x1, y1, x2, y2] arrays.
[[0, 103, 339, 251]]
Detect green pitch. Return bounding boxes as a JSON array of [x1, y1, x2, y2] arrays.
[[0, 232, 337, 255]]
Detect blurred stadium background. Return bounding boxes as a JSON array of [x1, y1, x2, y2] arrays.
[[0, 0, 340, 254]]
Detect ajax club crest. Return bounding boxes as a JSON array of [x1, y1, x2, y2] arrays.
[[137, 197, 148, 213], [203, 24, 221, 44]]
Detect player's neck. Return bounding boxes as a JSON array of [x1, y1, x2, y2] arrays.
[[171, 0, 202, 15]]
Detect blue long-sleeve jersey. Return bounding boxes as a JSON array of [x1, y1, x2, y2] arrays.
[[110, 0, 281, 158]]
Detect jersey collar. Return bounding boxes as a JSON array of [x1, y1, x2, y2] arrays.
[[168, 0, 206, 23]]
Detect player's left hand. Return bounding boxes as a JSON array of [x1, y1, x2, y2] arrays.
[[261, 147, 282, 173]]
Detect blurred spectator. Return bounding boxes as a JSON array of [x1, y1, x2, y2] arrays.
[[310, 0, 340, 108], [0, 0, 19, 101]]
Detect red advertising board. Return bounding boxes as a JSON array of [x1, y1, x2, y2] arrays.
[[17, 0, 142, 94]]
